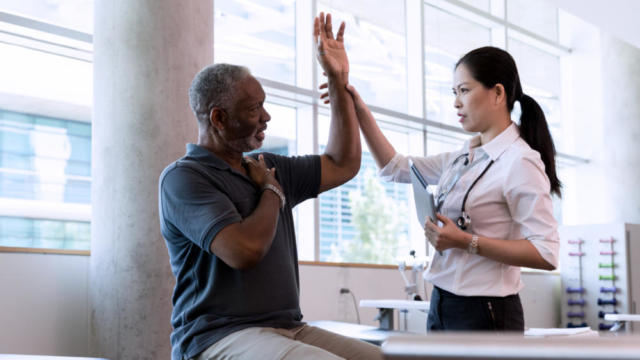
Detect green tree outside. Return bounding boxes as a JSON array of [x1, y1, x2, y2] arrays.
[[328, 169, 408, 264]]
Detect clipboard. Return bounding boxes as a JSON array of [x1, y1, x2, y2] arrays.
[[408, 159, 436, 227]]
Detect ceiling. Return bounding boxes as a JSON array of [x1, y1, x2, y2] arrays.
[[556, 0, 640, 49]]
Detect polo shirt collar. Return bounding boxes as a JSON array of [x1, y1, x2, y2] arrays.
[[464, 122, 520, 161], [185, 143, 231, 170]]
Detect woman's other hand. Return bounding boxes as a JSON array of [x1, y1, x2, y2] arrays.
[[425, 213, 471, 252]]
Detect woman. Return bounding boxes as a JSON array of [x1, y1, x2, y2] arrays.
[[323, 46, 560, 331]]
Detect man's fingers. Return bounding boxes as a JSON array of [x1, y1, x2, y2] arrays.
[[318, 12, 326, 41], [319, 82, 328, 89], [336, 21, 345, 42], [315, 13, 326, 57], [320, 92, 329, 99], [245, 157, 259, 170], [325, 13, 334, 39], [313, 17, 319, 44]]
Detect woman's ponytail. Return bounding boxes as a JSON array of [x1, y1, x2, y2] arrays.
[[518, 94, 562, 197]]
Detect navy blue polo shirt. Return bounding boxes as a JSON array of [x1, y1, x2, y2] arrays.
[[158, 144, 321, 360]]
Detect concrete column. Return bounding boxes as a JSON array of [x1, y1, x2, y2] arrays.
[[90, 1, 212, 359]]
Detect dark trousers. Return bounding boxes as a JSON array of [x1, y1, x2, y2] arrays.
[[427, 286, 524, 332]]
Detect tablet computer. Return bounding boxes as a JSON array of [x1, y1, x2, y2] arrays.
[[408, 159, 436, 227]]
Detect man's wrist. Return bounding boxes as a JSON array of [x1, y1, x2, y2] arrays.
[[263, 183, 285, 209], [327, 72, 349, 86]]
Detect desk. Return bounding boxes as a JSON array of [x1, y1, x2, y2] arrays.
[[605, 314, 640, 322], [605, 314, 640, 332], [382, 333, 640, 360], [360, 299, 429, 330]]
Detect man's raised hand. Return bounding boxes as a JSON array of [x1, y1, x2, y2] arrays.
[[314, 12, 348, 80]]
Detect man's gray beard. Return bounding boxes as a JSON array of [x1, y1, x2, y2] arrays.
[[226, 137, 260, 153], [209, 126, 260, 153]]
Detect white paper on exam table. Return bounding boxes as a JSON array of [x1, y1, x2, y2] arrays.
[[408, 159, 436, 227], [524, 327, 598, 337]]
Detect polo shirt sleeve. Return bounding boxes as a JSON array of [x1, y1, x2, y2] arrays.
[[503, 152, 559, 268], [160, 165, 242, 253], [266, 154, 321, 208]]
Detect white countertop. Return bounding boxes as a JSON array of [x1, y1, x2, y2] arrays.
[[605, 314, 640, 322], [359, 299, 430, 310]]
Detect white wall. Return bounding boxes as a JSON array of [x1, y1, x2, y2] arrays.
[[0, 252, 89, 356], [0, 254, 560, 356], [599, 34, 640, 224], [558, 10, 609, 224], [559, 10, 640, 225]]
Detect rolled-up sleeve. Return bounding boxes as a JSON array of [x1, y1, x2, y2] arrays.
[[379, 153, 411, 182], [379, 152, 453, 185], [503, 153, 559, 268]]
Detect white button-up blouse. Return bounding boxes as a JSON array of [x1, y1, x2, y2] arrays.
[[379, 123, 559, 297]]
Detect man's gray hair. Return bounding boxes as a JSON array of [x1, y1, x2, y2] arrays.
[[188, 63, 251, 123]]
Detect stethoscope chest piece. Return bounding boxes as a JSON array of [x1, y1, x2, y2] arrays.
[[457, 212, 471, 230]]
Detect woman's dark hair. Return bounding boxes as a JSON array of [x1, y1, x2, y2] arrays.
[[455, 46, 562, 197]]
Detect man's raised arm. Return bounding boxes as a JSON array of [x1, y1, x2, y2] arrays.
[[314, 12, 361, 193]]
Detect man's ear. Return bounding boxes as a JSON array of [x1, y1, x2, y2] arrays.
[[494, 83, 506, 106], [209, 107, 227, 131]]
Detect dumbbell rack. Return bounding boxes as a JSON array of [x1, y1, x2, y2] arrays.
[[565, 238, 587, 328], [559, 223, 640, 333]]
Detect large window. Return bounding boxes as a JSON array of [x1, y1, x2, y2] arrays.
[[0, 4, 92, 252], [0, 109, 91, 250], [0, 0, 588, 263]]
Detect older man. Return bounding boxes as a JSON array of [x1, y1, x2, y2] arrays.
[[158, 13, 382, 360]]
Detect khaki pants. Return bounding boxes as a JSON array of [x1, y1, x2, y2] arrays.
[[193, 325, 383, 360]]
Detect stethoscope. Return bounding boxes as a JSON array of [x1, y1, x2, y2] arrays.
[[435, 153, 494, 230]]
